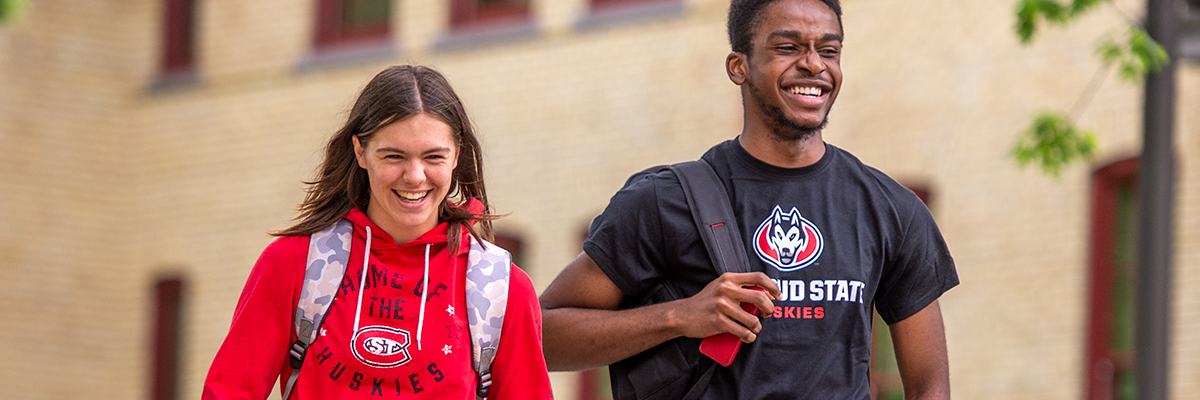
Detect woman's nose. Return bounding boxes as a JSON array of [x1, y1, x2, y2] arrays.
[[402, 161, 426, 185]]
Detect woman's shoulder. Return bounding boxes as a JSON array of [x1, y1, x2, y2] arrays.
[[260, 235, 310, 261], [248, 235, 311, 280]]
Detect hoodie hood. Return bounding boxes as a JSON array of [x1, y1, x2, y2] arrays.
[[343, 198, 484, 252], [340, 206, 473, 363]]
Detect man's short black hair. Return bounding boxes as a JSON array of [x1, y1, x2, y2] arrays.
[[728, 0, 843, 55]]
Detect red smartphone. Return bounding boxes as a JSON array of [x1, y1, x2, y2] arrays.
[[699, 287, 766, 367]]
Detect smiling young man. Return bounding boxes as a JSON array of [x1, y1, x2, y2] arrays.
[[540, 0, 957, 399]]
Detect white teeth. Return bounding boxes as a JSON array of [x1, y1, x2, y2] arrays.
[[396, 190, 428, 201], [788, 86, 822, 96]]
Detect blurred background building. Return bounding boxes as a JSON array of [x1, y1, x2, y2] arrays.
[[1, 0, 1199, 399]]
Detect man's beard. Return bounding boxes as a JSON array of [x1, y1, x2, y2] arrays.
[[748, 79, 829, 142]]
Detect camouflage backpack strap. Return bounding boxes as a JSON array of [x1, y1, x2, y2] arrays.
[[465, 235, 512, 400], [282, 219, 353, 400]]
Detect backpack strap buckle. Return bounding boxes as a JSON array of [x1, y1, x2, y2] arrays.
[[288, 340, 307, 369], [476, 371, 492, 398]]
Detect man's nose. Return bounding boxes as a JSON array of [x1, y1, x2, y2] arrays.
[[796, 46, 825, 76]]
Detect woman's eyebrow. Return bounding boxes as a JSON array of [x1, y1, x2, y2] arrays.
[[374, 146, 453, 154]]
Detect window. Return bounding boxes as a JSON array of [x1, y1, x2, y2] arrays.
[[1085, 158, 1140, 400], [579, 368, 614, 400], [870, 312, 903, 400], [314, 0, 392, 49], [492, 232, 526, 272], [160, 0, 196, 76], [151, 278, 185, 400], [449, 0, 530, 31], [870, 184, 931, 400], [1181, 9, 1200, 61], [572, 223, 615, 400]]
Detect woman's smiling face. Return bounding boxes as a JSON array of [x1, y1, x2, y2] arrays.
[[354, 112, 459, 243]]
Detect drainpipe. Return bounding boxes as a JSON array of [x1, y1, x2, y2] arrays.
[[1136, 0, 1179, 398]]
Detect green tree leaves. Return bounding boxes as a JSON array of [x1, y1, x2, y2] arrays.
[[1012, 112, 1099, 177], [1012, 0, 1168, 177], [1099, 26, 1170, 83], [1016, 0, 1111, 43], [0, 0, 24, 24]]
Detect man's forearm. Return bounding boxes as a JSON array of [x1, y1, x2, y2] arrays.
[[542, 302, 683, 371]]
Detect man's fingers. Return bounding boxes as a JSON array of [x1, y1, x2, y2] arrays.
[[717, 313, 758, 343], [719, 272, 781, 300], [718, 298, 764, 334], [749, 291, 776, 318], [722, 283, 776, 319]]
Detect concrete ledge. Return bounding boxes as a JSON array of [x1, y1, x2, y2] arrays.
[[1182, 14, 1200, 62], [296, 39, 400, 73], [575, 0, 686, 32], [433, 20, 541, 53], [145, 68, 201, 95]]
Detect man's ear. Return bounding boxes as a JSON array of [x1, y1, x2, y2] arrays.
[[352, 135, 367, 169], [726, 52, 748, 86]]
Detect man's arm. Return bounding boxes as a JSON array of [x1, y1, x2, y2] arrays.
[[540, 252, 780, 371], [889, 300, 950, 400]]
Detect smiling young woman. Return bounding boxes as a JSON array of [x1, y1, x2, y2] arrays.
[[202, 65, 553, 400], [352, 113, 460, 244]]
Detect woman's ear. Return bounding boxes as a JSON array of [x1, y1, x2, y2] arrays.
[[352, 135, 367, 169], [726, 52, 748, 86]]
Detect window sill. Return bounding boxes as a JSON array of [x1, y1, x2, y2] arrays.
[[297, 38, 399, 73], [434, 19, 540, 53], [146, 68, 201, 95], [1181, 14, 1200, 62], [575, 0, 685, 31]]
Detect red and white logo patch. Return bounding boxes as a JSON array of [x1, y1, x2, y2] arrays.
[[753, 205, 823, 272], [351, 326, 413, 368]]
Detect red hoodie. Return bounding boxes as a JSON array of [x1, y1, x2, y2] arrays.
[[203, 208, 553, 399]]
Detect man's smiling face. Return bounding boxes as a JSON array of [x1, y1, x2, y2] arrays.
[[735, 0, 843, 141]]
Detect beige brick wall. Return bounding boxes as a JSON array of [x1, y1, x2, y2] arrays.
[[1173, 61, 1200, 398], [1, 0, 1197, 399], [0, 1, 145, 399]]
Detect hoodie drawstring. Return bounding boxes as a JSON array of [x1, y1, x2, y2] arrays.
[[351, 225, 432, 352], [417, 243, 430, 351], [352, 226, 373, 334]]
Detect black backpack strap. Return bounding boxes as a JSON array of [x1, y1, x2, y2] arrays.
[[681, 359, 718, 400], [669, 159, 751, 274], [669, 159, 749, 399]]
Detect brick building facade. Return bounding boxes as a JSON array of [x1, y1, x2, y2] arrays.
[[1, 0, 1198, 399]]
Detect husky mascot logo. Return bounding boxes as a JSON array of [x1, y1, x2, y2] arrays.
[[754, 205, 823, 271]]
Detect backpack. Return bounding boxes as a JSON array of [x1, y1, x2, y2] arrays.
[[603, 159, 753, 400], [283, 220, 512, 400]]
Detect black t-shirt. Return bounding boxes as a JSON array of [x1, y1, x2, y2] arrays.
[[584, 139, 959, 399]]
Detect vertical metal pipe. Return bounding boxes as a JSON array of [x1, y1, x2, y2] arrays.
[[1138, 0, 1178, 398]]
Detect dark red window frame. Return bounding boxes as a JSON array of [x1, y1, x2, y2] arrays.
[[160, 0, 196, 74], [449, 0, 531, 31], [1084, 157, 1140, 400], [869, 183, 931, 400], [151, 278, 185, 400], [579, 368, 614, 400], [492, 233, 526, 272], [314, 0, 391, 49]]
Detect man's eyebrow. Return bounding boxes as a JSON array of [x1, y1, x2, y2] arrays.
[[766, 30, 843, 43]]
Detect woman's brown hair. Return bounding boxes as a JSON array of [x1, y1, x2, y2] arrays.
[[274, 65, 498, 253]]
